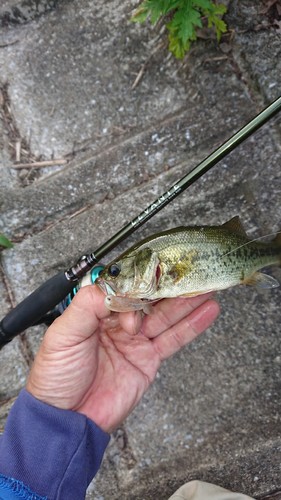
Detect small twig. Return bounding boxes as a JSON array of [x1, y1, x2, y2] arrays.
[[203, 56, 228, 63], [132, 64, 147, 90], [0, 264, 16, 308], [0, 40, 19, 48], [15, 140, 21, 162], [68, 204, 92, 219], [11, 159, 67, 169], [131, 41, 165, 89]]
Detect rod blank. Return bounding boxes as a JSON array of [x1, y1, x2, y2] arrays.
[[93, 96, 281, 260]]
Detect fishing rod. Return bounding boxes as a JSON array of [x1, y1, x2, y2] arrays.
[[0, 95, 281, 348]]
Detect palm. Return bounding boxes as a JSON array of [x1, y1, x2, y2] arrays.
[[75, 319, 161, 432], [27, 286, 219, 433]]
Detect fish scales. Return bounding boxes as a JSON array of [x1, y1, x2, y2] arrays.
[[96, 217, 281, 313], [136, 229, 276, 296]]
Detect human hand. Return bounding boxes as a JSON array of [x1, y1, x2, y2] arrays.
[[27, 286, 219, 433]]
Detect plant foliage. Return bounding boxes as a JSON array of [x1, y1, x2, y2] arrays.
[[131, 0, 227, 58], [0, 233, 13, 249]]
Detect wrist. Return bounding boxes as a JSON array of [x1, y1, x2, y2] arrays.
[[0, 389, 110, 498]]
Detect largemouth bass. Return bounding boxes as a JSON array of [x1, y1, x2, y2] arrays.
[[96, 217, 281, 313]]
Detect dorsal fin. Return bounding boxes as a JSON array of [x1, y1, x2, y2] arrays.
[[221, 216, 248, 237], [273, 232, 281, 247]]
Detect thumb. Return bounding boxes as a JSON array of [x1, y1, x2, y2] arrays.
[[44, 285, 111, 349]]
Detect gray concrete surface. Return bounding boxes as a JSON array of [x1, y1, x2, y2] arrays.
[[0, 1, 280, 498]]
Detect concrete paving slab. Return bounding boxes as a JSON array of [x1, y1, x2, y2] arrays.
[[226, 2, 281, 104], [0, 272, 29, 399], [0, 397, 16, 436], [0, 0, 280, 498], [0, 86, 255, 239], [2, 124, 281, 497], [2, 121, 280, 288], [0, 93, 20, 190], [0, 0, 58, 26], [0, 0, 188, 159], [116, 286, 281, 497], [0, 139, 17, 191], [0, 336, 28, 399], [232, 30, 281, 104]]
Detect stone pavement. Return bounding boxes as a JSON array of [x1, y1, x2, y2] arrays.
[[0, 0, 281, 498]]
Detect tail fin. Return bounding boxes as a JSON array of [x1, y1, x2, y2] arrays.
[[273, 232, 281, 265]]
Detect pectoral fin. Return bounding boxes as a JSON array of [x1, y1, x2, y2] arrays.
[[244, 272, 280, 289], [142, 303, 154, 314]]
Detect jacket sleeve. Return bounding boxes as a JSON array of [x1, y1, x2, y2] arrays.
[[0, 389, 110, 500]]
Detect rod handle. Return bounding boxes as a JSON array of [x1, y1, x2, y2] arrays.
[[0, 271, 75, 348]]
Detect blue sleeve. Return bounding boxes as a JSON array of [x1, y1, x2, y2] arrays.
[[0, 389, 110, 499]]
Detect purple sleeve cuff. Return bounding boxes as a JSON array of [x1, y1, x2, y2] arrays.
[[0, 389, 110, 499]]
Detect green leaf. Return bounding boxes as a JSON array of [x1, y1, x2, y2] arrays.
[[0, 234, 13, 248], [211, 3, 227, 15], [132, 0, 183, 25], [131, 0, 228, 58], [192, 0, 213, 10], [207, 5, 227, 40], [215, 18, 227, 40], [167, 2, 202, 47], [145, 0, 169, 24], [131, 7, 150, 23], [168, 32, 190, 58]]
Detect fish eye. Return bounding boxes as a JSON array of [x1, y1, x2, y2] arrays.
[[108, 263, 121, 278]]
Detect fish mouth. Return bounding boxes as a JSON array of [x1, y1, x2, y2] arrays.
[[96, 277, 117, 296]]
